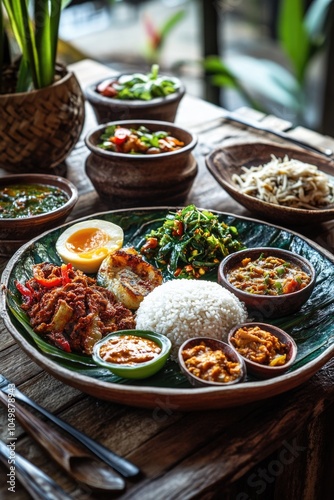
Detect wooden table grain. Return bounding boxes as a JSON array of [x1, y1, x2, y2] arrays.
[[1, 60, 334, 500]]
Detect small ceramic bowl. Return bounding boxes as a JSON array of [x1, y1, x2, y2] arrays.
[[218, 247, 315, 319], [0, 174, 78, 256], [92, 330, 172, 379], [85, 73, 185, 124], [228, 322, 297, 379], [85, 120, 198, 208], [178, 337, 246, 387]]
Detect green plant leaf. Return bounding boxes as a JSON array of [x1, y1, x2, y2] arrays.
[[278, 0, 310, 81], [225, 55, 303, 112], [304, 0, 334, 42], [160, 9, 186, 39], [2, 0, 72, 91]]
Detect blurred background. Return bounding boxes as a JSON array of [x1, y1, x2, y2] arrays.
[[58, 0, 334, 135]]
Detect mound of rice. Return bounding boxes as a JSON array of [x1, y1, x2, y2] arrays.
[[135, 279, 248, 360]]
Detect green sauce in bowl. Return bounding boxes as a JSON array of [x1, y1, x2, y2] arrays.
[[0, 183, 68, 218]]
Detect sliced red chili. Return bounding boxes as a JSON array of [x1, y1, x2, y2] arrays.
[[15, 280, 34, 306], [33, 273, 62, 288], [51, 334, 71, 353], [61, 263, 72, 285], [113, 127, 131, 144]]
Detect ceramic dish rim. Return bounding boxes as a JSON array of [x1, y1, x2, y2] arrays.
[[1, 206, 334, 410]]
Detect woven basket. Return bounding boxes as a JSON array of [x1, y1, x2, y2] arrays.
[[0, 64, 85, 173]]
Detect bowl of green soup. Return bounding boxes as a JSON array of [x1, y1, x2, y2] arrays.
[[0, 174, 78, 256]]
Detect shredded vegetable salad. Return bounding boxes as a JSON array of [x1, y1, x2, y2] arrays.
[[140, 205, 245, 279]]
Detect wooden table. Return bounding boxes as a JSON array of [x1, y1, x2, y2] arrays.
[[1, 59, 334, 499]]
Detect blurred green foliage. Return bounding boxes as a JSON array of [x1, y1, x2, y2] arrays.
[[204, 0, 334, 124]]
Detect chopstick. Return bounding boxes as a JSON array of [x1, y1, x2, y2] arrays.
[[0, 374, 141, 479], [0, 438, 72, 500], [220, 111, 334, 158], [0, 391, 126, 492]]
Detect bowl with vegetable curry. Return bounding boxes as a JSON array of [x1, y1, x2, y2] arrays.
[[218, 247, 315, 319], [0, 174, 78, 256], [85, 119, 198, 208]]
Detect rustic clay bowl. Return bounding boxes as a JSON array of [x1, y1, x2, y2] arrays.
[[85, 74, 185, 124], [228, 322, 297, 379], [178, 337, 246, 387], [0, 174, 78, 256], [84, 120, 198, 208], [218, 247, 315, 319], [205, 141, 334, 224]]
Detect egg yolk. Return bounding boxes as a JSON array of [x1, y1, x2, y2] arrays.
[[65, 228, 111, 257]]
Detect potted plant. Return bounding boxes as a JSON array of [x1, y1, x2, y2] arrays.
[[0, 0, 85, 173]]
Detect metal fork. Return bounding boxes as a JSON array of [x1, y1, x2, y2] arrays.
[[0, 438, 73, 500], [0, 374, 141, 479]]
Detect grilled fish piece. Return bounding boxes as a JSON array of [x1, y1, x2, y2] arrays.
[[97, 248, 163, 309]]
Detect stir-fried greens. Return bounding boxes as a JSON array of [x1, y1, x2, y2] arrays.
[[140, 205, 245, 279], [96, 64, 181, 101]]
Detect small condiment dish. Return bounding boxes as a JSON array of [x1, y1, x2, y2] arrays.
[[218, 247, 315, 319], [228, 322, 297, 379], [178, 337, 246, 387], [92, 329, 171, 379], [0, 173, 78, 256]]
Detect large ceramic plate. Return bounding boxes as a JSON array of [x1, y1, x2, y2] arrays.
[[2, 207, 334, 411], [206, 141, 334, 225]]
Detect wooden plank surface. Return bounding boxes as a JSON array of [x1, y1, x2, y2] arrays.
[[1, 59, 334, 499]]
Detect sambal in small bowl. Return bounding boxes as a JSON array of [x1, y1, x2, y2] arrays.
[[178, 337, 246, 387], [92, 329, 172, 379], [228, 322, 297, 379]]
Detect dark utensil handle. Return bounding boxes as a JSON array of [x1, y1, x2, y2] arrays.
[[4, 386, 140, 478], [0, 439, 72, 500], [222, 112, 334, 158]]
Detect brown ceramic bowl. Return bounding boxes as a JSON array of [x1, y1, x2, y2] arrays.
[[0, 174, 78, 256], [218, 247, 315, 319], [206, 141, 334, 225], [228, 322, 297, 379], [84, 120, 198, 208], [178, 337, 246, 387], [85, 73, 185, 124]]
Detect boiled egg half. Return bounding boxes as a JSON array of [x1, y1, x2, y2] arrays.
[[56, 220, 124, 274]]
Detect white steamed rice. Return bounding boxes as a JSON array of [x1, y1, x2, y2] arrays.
[[135, 279, 248, 360]]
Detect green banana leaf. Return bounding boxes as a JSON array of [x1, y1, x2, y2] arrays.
[[3, 209, 334, 389]]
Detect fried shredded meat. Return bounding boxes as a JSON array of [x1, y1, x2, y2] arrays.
[[17, 262, 135, 354]]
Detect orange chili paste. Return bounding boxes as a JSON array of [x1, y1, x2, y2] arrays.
[[230, 325, 288, 366], [99, 335, 161, 365], [181, 341, 241, 383]]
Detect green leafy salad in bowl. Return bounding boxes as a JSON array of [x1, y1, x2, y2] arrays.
[[96, 64, 181, 101]]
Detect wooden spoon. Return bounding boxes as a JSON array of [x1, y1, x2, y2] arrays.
[[0, 391, 125, 492]]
